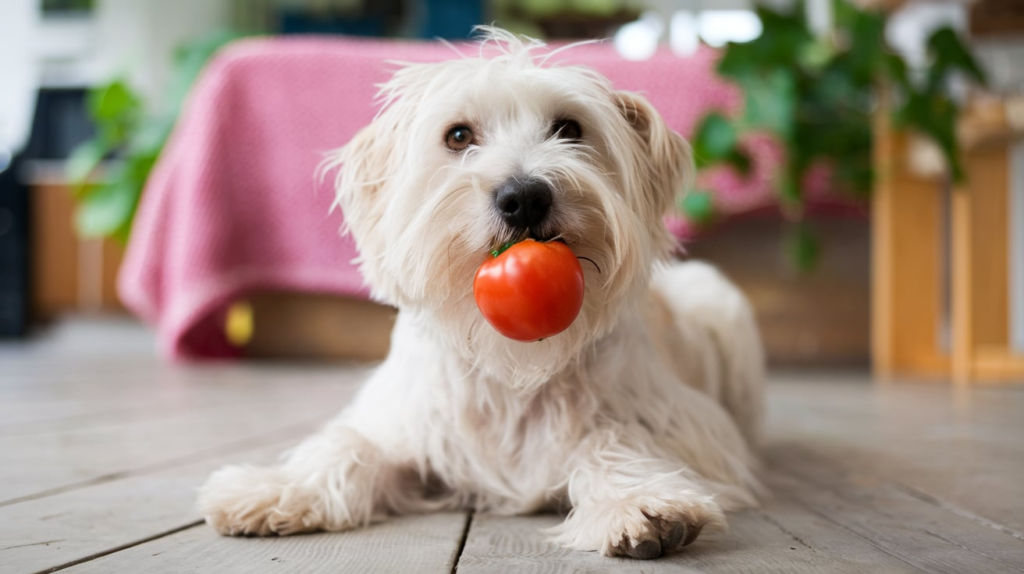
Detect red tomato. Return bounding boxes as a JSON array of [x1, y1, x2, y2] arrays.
[[473, 239, 585, 342]]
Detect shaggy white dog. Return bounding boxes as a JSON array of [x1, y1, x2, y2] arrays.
[[198, 28, 764, 559]]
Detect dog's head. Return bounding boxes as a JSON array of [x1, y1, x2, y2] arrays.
[[328, 28, 691, 389]]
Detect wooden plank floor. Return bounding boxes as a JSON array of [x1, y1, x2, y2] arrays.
[[2, 319, 1022, 573]]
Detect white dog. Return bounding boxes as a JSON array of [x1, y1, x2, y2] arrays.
[[199, 28, 764, 559]]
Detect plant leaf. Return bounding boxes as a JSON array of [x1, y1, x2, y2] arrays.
[[74, 179, 137, 238], [717, 2, 814, 81], [743, 69, 797, 141], [88, 80, 140, 124], [927, 27, 987, 91], [66, 139, 109, 190], [779, 173, 802, 206], [680, 190, 716, 225], [845, 4, 887, 84], [692, 113, 738, 167], [894, 91, 963, 180], [68, 31, 244, 243], [785, 220, 820, 272], [751, 2, 816, 69], [882, 53, 910, 90], [717, 41, 762, 83], [725, 148, 753, 176]]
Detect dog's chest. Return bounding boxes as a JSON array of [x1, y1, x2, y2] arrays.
[[423, 380, 592, 512]]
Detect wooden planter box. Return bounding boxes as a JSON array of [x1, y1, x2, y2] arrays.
[[27, 162, 124, 320]]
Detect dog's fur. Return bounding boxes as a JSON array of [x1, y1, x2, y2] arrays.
[[198, 29, 764, 559]]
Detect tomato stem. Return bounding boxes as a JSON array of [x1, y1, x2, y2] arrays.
[[490, 242, 517, 258]]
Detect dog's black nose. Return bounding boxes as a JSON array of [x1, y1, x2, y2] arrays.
[[494, 178, 553, 230]]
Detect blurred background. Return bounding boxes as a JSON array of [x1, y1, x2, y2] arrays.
[[1, 0, 1022, 383]]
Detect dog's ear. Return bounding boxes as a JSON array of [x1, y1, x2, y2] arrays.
[[334, 120, 394, 236], [613, 91, 693, 221], [329, 116, 400, 298]]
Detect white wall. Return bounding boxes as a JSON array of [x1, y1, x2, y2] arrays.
[[30, 0, 235, 106], [0, 0, 41, 154], [0, 0, 237, 158], [91, 0, 235, 107]]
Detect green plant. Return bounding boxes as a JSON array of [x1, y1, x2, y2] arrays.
[[687, 0, 985, 270], [68, 31, 243, 243]]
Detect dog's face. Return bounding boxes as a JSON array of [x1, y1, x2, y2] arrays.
[[330, 32, 691, 389]]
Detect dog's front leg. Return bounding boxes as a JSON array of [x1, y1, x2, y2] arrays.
[[547, 431, 725, 559], [198, 424, 394, 536]]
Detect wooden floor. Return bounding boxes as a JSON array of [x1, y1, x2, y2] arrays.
[[2, 319, 1023, 574]]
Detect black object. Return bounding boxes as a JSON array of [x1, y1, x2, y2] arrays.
[[278, 0, 402, 37], [24, 88, 95, 160], [0, 88, 95, 337], [0, 152, 29, 337]]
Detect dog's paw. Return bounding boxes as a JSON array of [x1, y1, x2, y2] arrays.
[[609, 510, 709, 559], [549, 494, 724, 559], [197, 465, 324, 537]]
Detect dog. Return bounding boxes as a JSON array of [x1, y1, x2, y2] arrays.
[[198, 28, 764, 560]]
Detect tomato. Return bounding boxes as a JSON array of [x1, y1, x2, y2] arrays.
[[473, 239, 585, 342]]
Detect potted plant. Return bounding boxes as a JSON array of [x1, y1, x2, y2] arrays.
[[686, 0, 986, 269]]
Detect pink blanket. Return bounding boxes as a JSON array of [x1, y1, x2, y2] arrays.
[[118, 37, 794, 360]]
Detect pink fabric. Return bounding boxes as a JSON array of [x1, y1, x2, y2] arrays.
[[118, 36, 842, 360]]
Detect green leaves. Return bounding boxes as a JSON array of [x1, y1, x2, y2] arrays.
[[742, 69, 797, 140], [65, 139, 108, 193], [693, 113, 737, 167], [680, 190, 716, 225], [69, 79, 147, 241], [681, 117, 722, 225], [74, 151, 157, 241], [692, 112, 752, 175], [75, 176, 136, 240], [886, 26, 986, 183], [692, 112, 733, 162], [927, 27, 986, 91], [784, 220, 820, 273], [88, 80, 139, 124], [67, 31, 241, 243], [717, 2, 813, 84], [693, 0, 985, 272], [840, 2, 887, 84], [87, 80, 141, 148], [895, 91, 962, 180], [729, 3, 814, 74]]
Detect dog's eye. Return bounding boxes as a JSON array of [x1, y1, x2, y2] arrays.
[[445, 125, 474, 151], [551, 119, 582, 141]]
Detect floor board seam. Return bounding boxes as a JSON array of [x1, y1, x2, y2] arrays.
[[794, 444, 1024, 544], [777, 446, 1024, 571], [890, 483, 1024, 543], [33, 520, 204, 574], [756, 510, 814, 551], [920, 528, 1024, 573], [0, 418, 323, 509], [773, 486, 932, 573], [767, 460, 934, 573], [451, 510, 474, 573], [0, 394, 326, 437]]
